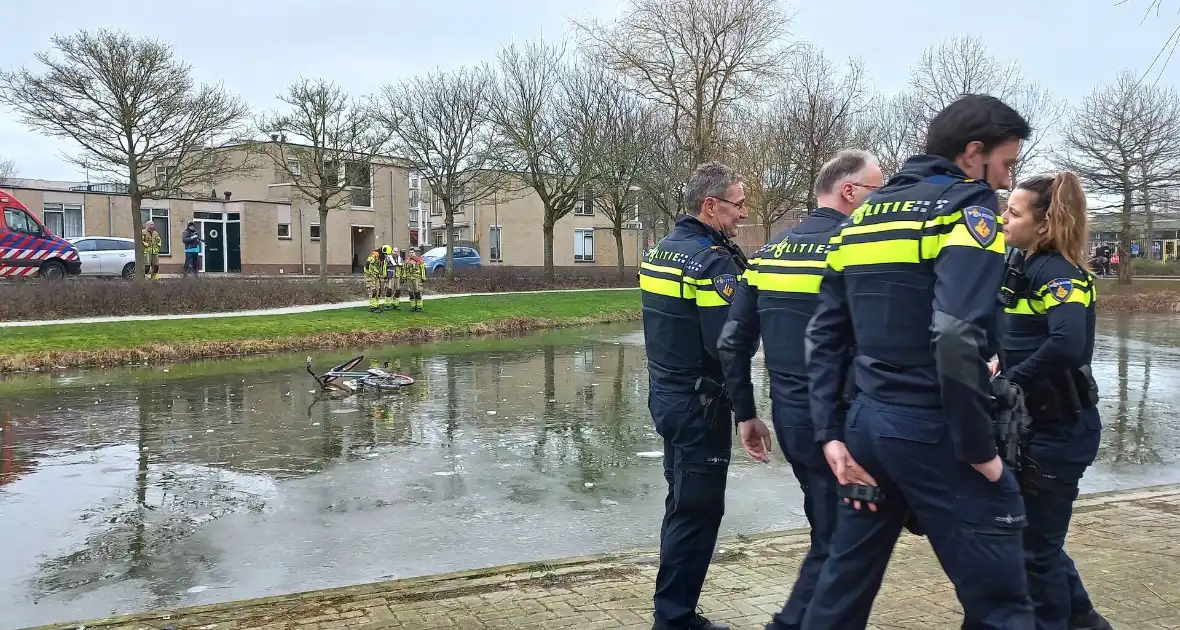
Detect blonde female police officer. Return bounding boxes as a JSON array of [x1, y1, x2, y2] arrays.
[[999, 173, 1112, 630], [802, 94, 1034, 629]]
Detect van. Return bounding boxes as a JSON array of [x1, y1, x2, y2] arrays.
[[0, 191, 82, 279]]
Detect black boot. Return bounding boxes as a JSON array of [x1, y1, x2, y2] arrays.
[[1069, 609, 1113, 630], [689, 614, 729, 630]]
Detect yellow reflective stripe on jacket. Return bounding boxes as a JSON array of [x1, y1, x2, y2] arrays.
[[1005, 277, 1094, 315], [639, 273, 694, 299], [827, 209, 1005, 272]]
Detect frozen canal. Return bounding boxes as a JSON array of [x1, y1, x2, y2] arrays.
[[2, 315, 1180, 628]]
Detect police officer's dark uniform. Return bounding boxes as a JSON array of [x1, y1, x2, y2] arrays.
[[802, 154, 1034, 629], [1000, 249, 1108, 630], [640, 213, 748, 630], [716, 207, 845, 630]]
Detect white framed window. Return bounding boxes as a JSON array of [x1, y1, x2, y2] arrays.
[[489, 226, 502, 262], [287, 157, 301, 178], [432, 229, 444, 246], [345, 160, 373, 208], [574, 228, 594, 262], [309, 224, 321, 240], [154, 164, 176, 186], [408, 172, 421, 211], [575, 188, 594, 216], [140, 208, 171, 255], [278, 223, 291, 239], [43, 202, 83, 238]]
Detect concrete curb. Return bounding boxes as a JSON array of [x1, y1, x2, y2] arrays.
[[0, 287, 640, 329]]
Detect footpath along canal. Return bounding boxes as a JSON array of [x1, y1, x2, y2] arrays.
[[2, 314, 1180, 629]]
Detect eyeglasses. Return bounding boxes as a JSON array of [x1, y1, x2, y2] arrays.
[[710, 196, 746, 210], [849, 182, 880, 191]]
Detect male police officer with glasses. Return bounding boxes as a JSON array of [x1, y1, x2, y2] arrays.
[[639, 161, 752, 630]]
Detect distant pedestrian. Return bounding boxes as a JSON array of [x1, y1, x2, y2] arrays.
[[182, 222, 202, 277]]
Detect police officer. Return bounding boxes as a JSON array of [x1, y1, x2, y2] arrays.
[[802, 94, 1034, 629], [999, 172, 1112, 630], [640, 161, 750, 630], [717, 149, 883, 630]]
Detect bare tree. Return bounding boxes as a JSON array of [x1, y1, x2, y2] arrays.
[[584, 77, 661, 278], [256, 78, 389, 281], [635, 117, 690, 242], [722, 105, 806, 242], [780, 44, 868, 209], [1057, 70, 1180, 284], [907, 34, 1066, 181], [572, 0, 794, 165], [860, 92, 925, 179], [487, 39, 605, 281], [0, 157, 15, 181], [373, 66, 517, 279], [0, 29, 252, 280]]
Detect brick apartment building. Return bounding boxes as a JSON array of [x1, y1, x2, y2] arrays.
[[0, 141, 641, 275]]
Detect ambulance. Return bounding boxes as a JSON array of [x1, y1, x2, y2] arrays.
[[0, 191, 82, 279]]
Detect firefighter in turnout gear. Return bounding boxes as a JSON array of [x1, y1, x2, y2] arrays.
[[141, 221, 163, 279], [364, 247, 389, 312], [802, 95, 1035, 629], [386, 246, 403, 310], [640, 161, 751, 630], [717, 149, 884, 630], [400, 249, 426, 311]]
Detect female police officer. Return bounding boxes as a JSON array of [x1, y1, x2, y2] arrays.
[[1000, 172, 1112, 630]]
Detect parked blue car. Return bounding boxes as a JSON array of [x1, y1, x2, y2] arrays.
[[421, 246, 482, 275]]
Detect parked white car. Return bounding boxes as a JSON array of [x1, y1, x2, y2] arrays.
[[66, 236, 137, 279]]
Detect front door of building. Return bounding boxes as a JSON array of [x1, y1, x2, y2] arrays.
[[201, 221, 225, 273]]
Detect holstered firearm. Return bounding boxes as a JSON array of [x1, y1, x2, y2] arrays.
[[990, 374, 1032, 471], [694, 376, 729, 428]]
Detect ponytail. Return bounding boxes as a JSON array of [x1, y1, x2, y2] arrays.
[[1015, 171, 1089, 268]]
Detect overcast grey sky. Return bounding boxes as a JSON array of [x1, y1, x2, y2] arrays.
[[1, 0, 1178, 181]]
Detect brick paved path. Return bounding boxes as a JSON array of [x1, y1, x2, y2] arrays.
[[27, 485, 1180, 630]]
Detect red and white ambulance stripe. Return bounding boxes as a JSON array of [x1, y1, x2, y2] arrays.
[[0, 266, 38, 277]]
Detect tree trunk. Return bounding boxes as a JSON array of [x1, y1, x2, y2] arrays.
[[318, 206, 330, 282], [1141, 178, 1154, 260], [543, 213, 555, 283], [130, 193, 144, 282], [614, 220, 625, 280], [1119, 185, 1133, 286], [763, 215, 772, 244], [444, 205, 454, 280]]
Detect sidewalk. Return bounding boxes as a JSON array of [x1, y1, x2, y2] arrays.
[[29, 484, 1180, 630], [0, 287, 638, 328]]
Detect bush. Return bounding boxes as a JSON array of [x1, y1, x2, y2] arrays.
[[0, 267, 639, 321], [1128, 258, 1180, 276], [422, 265, 638, 294], [0, 277, 363, 321]]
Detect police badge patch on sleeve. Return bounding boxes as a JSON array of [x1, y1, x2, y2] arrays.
[[713, 274, 737, 304], [1046, 278, 1073, 303], [962, 205, 997, 248]]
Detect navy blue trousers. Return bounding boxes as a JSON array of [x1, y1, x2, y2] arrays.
[[801, 396, 1034, 629], [1022, 406, 1102, 630], [649, 387, 732, 629], [765, 401, 838, 630]]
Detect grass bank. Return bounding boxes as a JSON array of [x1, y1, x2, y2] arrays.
[[0, 290, 641, 373], [1093, 278, 1180, 312]]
